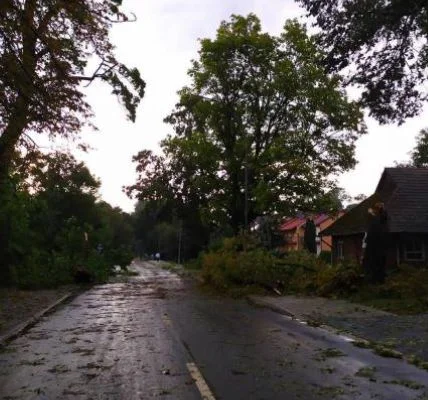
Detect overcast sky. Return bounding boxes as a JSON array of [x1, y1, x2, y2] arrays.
[[70, 0, 428, 212]]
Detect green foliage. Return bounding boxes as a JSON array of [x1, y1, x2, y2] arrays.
[[199, 237, 364, 297], [350, 264, 428, 314], [373, 347, 403, 359], [0, 0, 145, 178], [201, 235, 278, 291], [106, 246, 134, 269], [1, 151, 135, 288], [379, 265, 428, 302], [85, 252, 111, 283], [278, 251, 327, 294], [0, 178, 33, 284], [251, 216, 284, 250], [200, 235, 428, 313], [299, 0, 428, 124], [411, 128, 428, 167], [10, 250, 72, 289], [315, 261, 363, 297], [319, 251, 332, 264], [128, 14, 364, 236], [184, 256, 203, 270]]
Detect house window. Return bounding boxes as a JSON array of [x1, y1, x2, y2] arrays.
[[404, 239, 425, 262], [337, 240, 344, 260]]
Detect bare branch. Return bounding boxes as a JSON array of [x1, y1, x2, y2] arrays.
[[71, 61, 119, 86]]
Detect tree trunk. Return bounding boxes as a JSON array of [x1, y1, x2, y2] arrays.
[[0, 101, 29, 285], [229, 168, 244, 234], [0, 97, 30, 179], [0, 0, 37, 180]]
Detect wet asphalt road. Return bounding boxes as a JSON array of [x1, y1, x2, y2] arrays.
[[1, 261, 428, 400]]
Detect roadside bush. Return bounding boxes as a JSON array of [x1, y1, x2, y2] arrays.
[[350, 264, 428, 314], [184, 254, 204, 270], [279, 254, 365, 297], [198, 233, 428, 314], [379, 265, 428, 301], [201, 234, 276, 291], [200, 235, 366, 297], [105, 245, 134, 269], [201, 236, 331, 293], [84, 252, 110, 283], [316, 261, 364, 297], [10, 250, 73, 289], [10, 247, 116, 289], [277, 251, 323, 294]]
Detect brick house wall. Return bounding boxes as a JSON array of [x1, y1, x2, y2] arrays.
[[282, 226, 305, 252], [318, 217, 341, 252], [332, 234, 364, 265], [332, 233, 428, 268]]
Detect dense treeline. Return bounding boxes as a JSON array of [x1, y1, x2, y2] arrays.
[[0, 149, 134, 287], [0, 1, 144, 287]]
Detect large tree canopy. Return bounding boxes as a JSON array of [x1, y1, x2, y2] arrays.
[[0, 0, 145, 178], [127, 14, 364, 234], [299, 0, 428, 124]]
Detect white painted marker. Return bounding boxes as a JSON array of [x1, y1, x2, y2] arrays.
[[186, 362, 216, 400]]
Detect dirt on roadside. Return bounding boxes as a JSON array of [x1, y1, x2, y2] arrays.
[[0, 287, 75, 337]]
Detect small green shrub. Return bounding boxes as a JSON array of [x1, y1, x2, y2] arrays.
[[316, 261, 364, 297]]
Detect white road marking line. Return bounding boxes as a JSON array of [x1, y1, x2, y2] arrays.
[[186, 362, 216, 400]]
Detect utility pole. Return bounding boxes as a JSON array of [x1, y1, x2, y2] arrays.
[[177, 220, 182, 265], [244, 162, 249, 232], [244, 135, 250, 233]]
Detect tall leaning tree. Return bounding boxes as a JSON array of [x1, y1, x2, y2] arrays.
[[298, 0, 428, 124], [0, 0, 145, 182], [127, 15, 365, 235]]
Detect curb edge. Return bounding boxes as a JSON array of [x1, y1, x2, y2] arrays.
[[0, 292, 75, 346], [244, 296, 425, 369]]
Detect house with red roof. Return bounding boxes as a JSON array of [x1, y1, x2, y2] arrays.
[[279, 213, 343, 255]]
